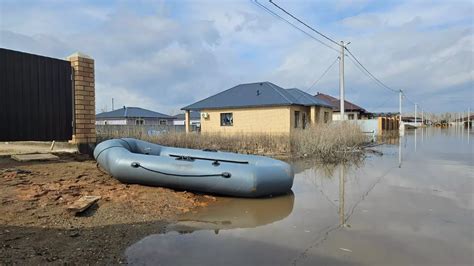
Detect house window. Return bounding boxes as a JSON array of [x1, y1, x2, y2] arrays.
[[302, 113, 307, 129], [294, 111, 300, 128], [159, 120, 167, 125], [220, 113, 233, 126], [348, 114, 354, 120], [135, 119, 144, 125], [324, 112, 329, 123]]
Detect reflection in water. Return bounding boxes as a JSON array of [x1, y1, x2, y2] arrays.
[[398, 134, 402, 168], [414, 128, 417, 152], [338, 166, 345, 227], [168, 192, 295, 233], [126, 128, 474, 265]]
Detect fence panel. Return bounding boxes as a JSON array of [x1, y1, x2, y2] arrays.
[[0, 48, 73, 141]]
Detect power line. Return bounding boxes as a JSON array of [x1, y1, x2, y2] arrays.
[[256, 0, 425, 113], [268, 0, 340, 47], [252, 0, 339, 53], [370, 94, 395, 111], [345, 47, 399, 93], [292, 56, 339, 103], [306, 56, 339, 93], [402, 91, 416, 105]]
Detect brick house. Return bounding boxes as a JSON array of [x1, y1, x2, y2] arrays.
[[182, 82, 333, 134], [96, 106, 175, 125], [314, 92, 371, 120]]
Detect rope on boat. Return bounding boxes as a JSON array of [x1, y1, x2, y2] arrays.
[[131, 162, 232, 178], [169, 154, 249, 164]]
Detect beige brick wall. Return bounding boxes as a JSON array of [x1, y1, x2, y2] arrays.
[[289, 105, 310, 133], [199, 105, 333, 135], [201, 106, 291, 134], [67, 53, 96, 144], [317, 106, 333, 124]]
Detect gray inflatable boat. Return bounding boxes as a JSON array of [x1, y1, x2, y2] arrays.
[[94, 138, 294, 197]]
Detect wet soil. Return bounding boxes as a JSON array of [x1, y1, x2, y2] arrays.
[[0, 153, 216, 264]]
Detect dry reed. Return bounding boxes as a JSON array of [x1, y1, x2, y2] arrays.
[[97, 122, 369, 162]]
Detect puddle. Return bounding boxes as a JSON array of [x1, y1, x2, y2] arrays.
[[126, 128, 474, 265]]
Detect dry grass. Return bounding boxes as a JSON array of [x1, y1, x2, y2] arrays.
[[97, 122, 369, 162], [290, 122, 367, 161]]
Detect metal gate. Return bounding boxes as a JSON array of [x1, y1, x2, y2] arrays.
[[0, 48, 73, 141]]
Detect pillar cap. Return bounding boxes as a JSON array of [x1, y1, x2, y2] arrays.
[[66, 52, 92, 60]]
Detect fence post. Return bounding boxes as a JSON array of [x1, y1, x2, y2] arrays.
[[67, 52, 96, 153]]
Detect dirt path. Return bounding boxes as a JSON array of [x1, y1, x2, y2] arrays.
[[0, 153, 216, 264]]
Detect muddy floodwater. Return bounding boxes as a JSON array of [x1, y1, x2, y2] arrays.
[[126, 128, 473, 265]]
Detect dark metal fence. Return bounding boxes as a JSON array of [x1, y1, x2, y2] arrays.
[[0, 48, 73, 141]]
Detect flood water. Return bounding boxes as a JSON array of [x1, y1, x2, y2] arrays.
[[126, 128, 473, 265]]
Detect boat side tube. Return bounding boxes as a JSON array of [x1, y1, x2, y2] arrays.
[[94, 138, 294, 198]]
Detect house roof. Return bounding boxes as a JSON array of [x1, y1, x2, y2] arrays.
[[174, 111, 201, 120], [96, 107, 174, 119], [314, 92, 367, 112], [182, 82, 333, 111]]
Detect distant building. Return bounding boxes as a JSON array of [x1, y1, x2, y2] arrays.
[[173, 111, 201, 126], [314, 92, 371, 120], [96, 106, 175, 125], [182, 82, 333, 134]]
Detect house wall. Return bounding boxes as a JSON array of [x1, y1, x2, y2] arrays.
[[289, 105, 310, 133], [316, 107, 333, 124], [95, 119, 126, 125], [173, 119, 200, 126], [200, 106, 291, 134], [200, 105, 333, 135], [125, 118, 175, 125], [332, 111, 361, 121], [95, 118, 175, 125]]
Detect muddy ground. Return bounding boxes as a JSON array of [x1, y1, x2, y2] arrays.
[[0, 153, 216, 264]]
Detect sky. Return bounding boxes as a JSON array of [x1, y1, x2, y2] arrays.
[[1, 0, 472, 115]]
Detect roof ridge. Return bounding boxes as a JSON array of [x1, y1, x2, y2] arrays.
[[266, 82, 294, 104], [295, 89, 316, 103], [182, 83, 243, 110]]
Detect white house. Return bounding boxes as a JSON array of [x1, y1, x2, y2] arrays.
[[173, 111, 201, 126]]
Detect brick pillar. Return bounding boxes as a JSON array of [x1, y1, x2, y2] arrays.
[[67, 52, 96, 147]]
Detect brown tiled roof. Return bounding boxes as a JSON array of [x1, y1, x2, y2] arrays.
[[314, 92, 367, 112]]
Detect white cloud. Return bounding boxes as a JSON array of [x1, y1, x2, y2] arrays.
[[0, 0, 472, 114]]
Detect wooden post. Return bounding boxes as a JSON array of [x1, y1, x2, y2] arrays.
[[185, 110, 191, 133]]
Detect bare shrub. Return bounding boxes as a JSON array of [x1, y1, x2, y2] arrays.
[[97, 122, 368, 162], [290, 122, 367, 162]]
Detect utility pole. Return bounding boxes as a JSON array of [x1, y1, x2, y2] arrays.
[[399, 90, 403, 130], [112, 98, 114, 111], [339, 41, 345, 121], [415, 103, 417, 125]]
